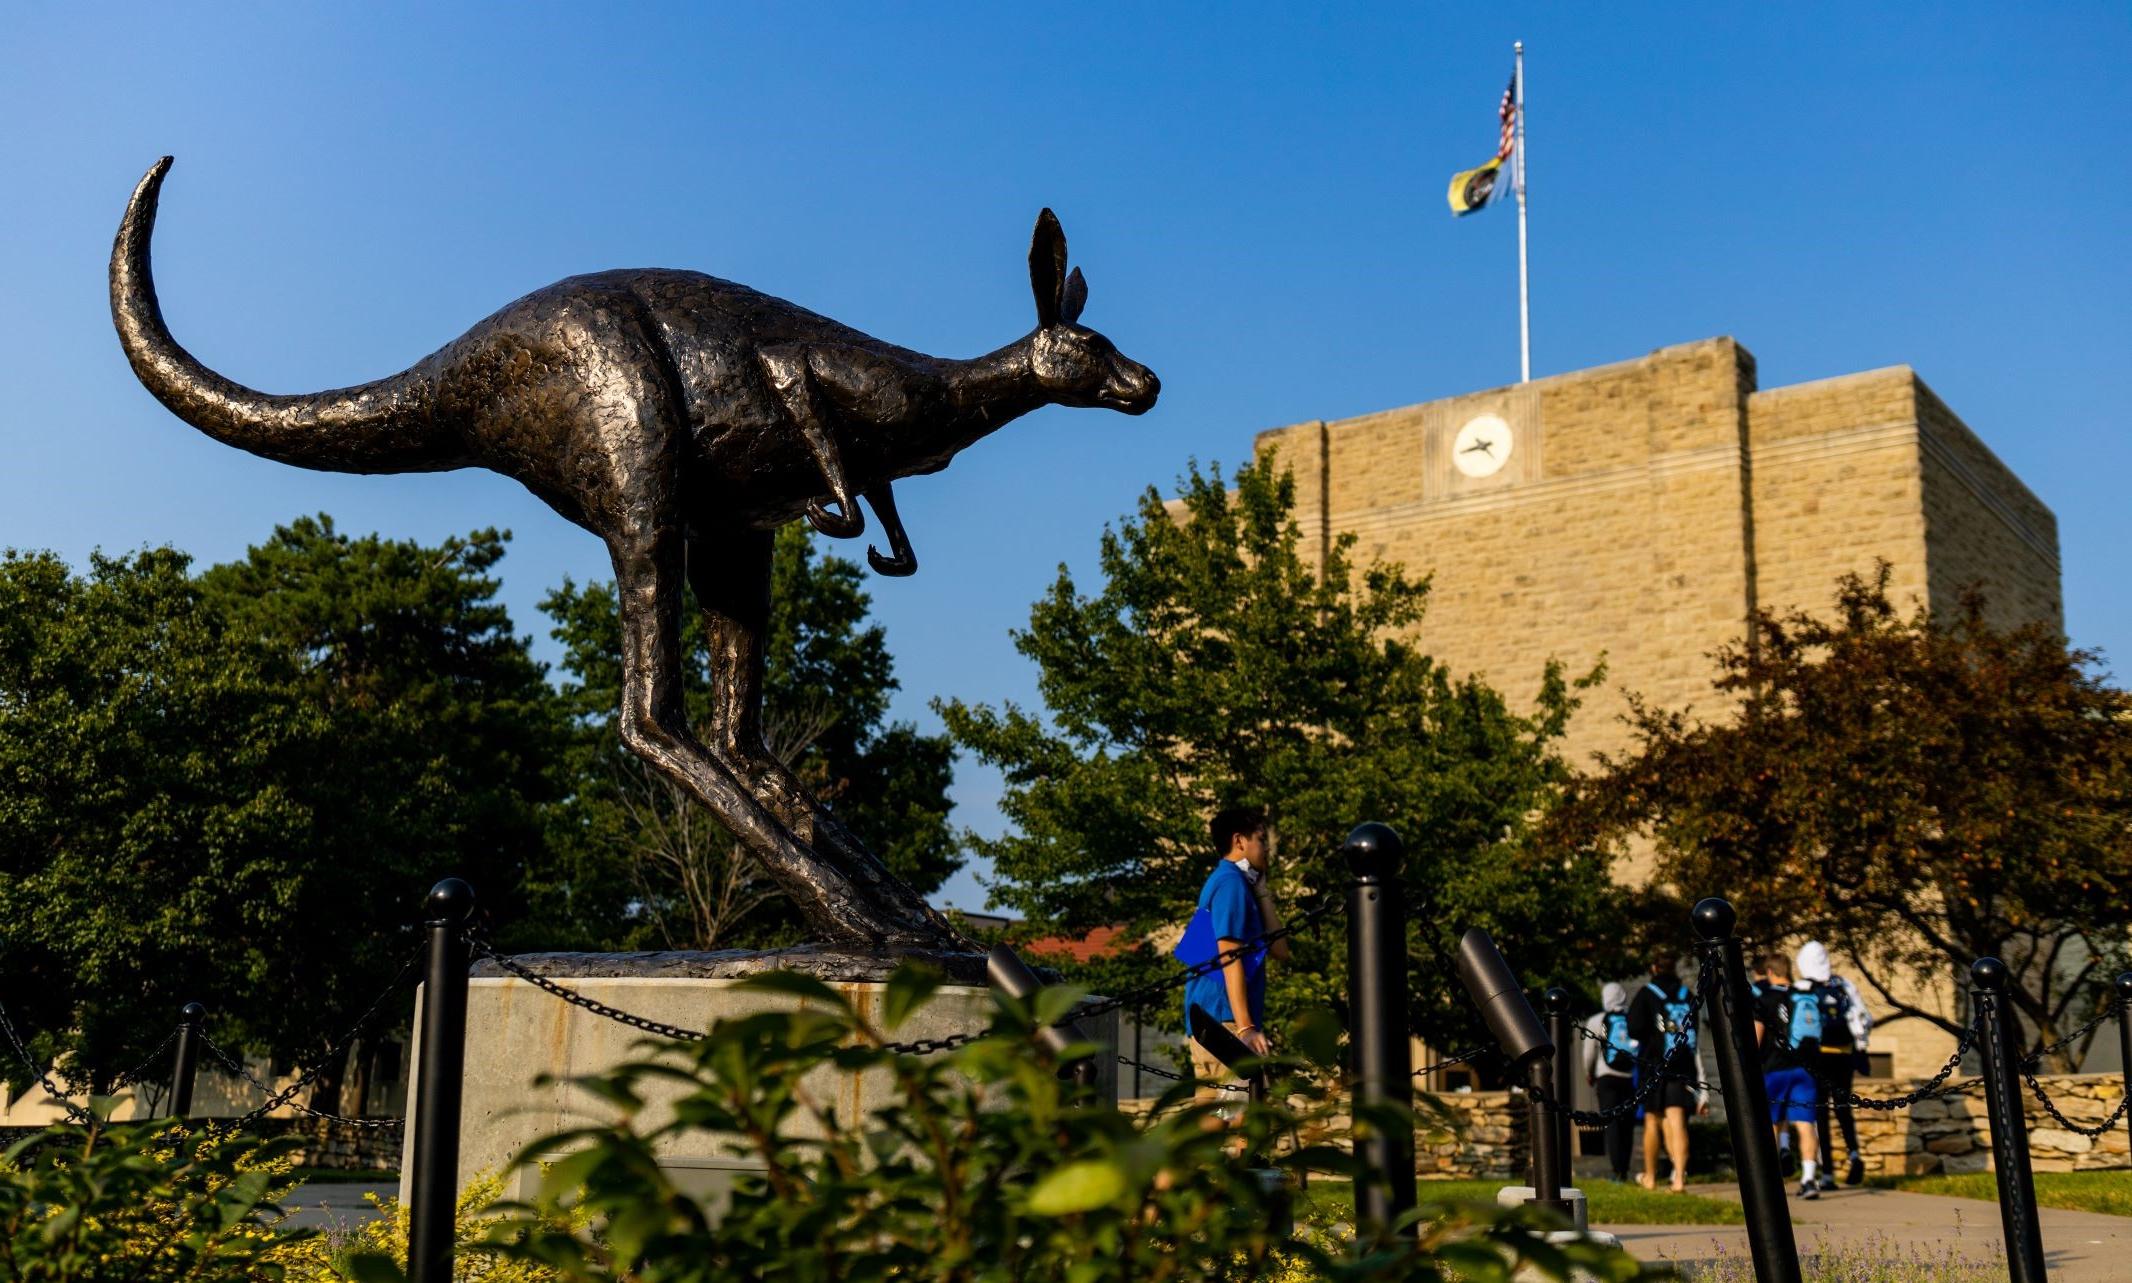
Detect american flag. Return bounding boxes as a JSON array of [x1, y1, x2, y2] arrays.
[[1495, 71, 1517, 163]]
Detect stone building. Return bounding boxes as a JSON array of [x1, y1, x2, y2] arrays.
[[1254, 337, 2062, 1080]]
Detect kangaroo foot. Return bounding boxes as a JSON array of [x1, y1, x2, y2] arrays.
[[862, 484, 916, 576], [806, 496, 865, 538]]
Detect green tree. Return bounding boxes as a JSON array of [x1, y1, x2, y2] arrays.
[[1543, 567, 2132, 1069], [541, 525, 958, 950], [0, 547, 317, 1102], [0, 519, 565, 1113], [936, 457, 1621, 1055], [197, 516, 567, 1111]]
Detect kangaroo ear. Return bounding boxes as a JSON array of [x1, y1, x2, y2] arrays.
[[1059, 267, 1087, 324], [1029, 208, 1067, 328]]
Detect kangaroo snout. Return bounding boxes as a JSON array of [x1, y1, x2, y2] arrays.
[[1107, 362, 1160, 414]]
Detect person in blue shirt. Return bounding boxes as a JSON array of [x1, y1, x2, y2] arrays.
[[1181, 806, 1290, 1102]]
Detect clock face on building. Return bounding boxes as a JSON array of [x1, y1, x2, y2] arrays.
[[1452, 414, 1514, 478]]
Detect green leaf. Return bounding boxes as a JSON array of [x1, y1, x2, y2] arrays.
[[1031, 985, 1089, 1029], [882, 961, 944, 1030], [735, 971, 848, 1009], [339, 1252, 409, 1283], [1026, 1159, 1128, 1215], [538, 1146, 609, 1205], [1289, 1003, 1345, 1068]]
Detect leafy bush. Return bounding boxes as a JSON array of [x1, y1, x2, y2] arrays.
[[0, 1111, 310, 1282], [271, 1170, 577, 1283], [447, 966, 1652, 1282]]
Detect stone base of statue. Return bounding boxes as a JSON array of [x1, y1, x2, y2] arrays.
[[398, 949, 1117, 1206]]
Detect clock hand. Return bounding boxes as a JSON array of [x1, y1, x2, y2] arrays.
[[1461, 439, 1496, 456]]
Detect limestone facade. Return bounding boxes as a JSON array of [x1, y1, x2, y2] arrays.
[[1253, 339, 2063, 1081]]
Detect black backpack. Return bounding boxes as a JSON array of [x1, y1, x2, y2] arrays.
[[1813, 981, 1856, 1051]]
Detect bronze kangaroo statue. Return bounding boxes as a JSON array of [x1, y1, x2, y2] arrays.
[[111, 157, 1158, 949]]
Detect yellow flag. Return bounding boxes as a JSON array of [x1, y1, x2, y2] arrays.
[[1447, 156, 1504, 216]]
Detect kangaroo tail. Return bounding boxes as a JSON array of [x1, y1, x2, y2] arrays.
[[110, 157, 454, 474]]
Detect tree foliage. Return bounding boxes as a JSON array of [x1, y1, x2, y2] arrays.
[[937, 457, 1621, 1053], [0, 519, 564, 1109], [0, 546, 317, 1100], [541, 525, 958, 950], [468, 972, 1641, 1283], [1543, 566, 2132, 1068]]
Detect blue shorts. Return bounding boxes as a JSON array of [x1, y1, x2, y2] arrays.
[[1765, 1066, 1820, 1124]]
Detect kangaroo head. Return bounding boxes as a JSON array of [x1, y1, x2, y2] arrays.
[[1024, 209, 1160, 415]]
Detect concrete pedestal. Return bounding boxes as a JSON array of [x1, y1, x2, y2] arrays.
[[399, 948, 1114, 1203]]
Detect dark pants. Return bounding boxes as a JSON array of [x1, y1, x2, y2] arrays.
[[1594, 1076, 1637, 1180], [1815, 1052, 1859, 1164]]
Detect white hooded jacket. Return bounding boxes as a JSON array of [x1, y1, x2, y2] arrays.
[[1794, 940, 1872, 1051], [1581, 981, 1636, 1081]]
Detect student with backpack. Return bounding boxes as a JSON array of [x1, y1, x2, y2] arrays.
[[1796, 941, 1872, 1187], [1754, 953, 1823, 1200], [1627, 954, 1704, 1192], [1581, 981, 1640, 1182]]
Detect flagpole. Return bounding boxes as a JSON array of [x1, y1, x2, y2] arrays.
[[1514, 40, 1531, 382]]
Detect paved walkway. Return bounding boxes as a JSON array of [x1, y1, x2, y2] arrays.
[[1598, 1183, 2132, 1281], [285, 1180, 396, 1233]]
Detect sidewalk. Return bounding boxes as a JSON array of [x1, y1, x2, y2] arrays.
[[1598, 1183, 2132, 1281], [286, 1180, 396, 1233]]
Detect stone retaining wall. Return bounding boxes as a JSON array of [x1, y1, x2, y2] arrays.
[[1418, 1090, 1526, 1180], [1850, 1073, 2128, 1176]]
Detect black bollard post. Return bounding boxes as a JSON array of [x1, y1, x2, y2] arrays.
[[407, 878, 475, 1283], [168, 1002, 205, 1120], [1544, 987, 1575, 1196], [2115, 973, 2132, 1163], [1692, 898, 1801, 1283], [1973, 958, 2047, 1283], [1344, 822, 1416, 1239]]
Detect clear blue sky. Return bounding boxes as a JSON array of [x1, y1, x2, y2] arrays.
[[6, 4, 2127, 914]]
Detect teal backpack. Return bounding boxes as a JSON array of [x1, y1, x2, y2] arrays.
[[1787, 987, 1823, 1048]]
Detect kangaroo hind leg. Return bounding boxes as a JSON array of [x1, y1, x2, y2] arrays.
[[687, 526, 958, 947]]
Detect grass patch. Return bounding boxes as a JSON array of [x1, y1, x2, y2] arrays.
[[1294, 1177, 1742, 1226], [289, 1167, 398, 1185], [1869, 1169, 2132, 1217], [1671, 1232, 2004, 1281]]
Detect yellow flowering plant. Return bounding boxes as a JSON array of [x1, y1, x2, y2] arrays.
[[0, 1107, 310, 1282], [268, 1170, 581, 1283]]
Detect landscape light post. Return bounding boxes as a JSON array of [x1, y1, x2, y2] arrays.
[[1453, 929, 1561, 1215]]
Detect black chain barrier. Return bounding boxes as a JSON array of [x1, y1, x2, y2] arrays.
[[467, 899, 1341, 1063], [194, 946, 424, 1132], [2007, 995, 2129, 1133], [1115, 1053, 1249, 1093], [111, 1029, 179, 1091], [1758, 1001, 1980, 1112], [199, 1033, 405, 1131], [2024, 996, 2122, 1068], [1412, 1042, 1498, 1081], [1568, 1019, 1726, 1097], [1531, 968, 1713, 1126], [0, 998, 95, 1125], [2018, 1062, 2130, 1140]]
